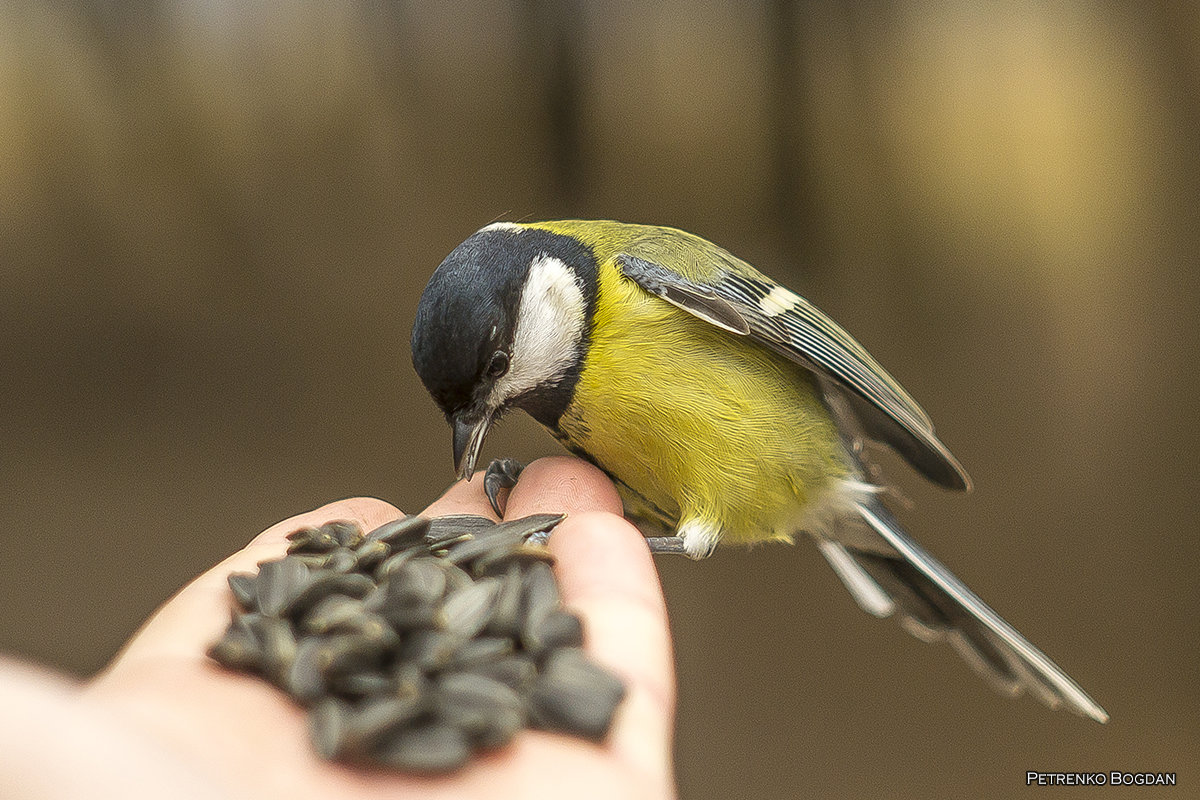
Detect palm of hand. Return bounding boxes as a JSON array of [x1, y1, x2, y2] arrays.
[[79, 458, 676, 800]]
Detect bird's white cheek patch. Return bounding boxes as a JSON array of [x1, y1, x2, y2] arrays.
[[490, 254, 585, 404], [759, 285, 801, 317]]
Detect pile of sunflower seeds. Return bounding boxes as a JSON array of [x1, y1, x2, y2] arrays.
[[208, 513, 626, 773]]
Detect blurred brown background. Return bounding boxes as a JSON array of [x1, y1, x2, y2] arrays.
[[2, 1, 1197, 797]]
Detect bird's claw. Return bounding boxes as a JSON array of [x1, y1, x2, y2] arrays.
[[484, 458, 525, 517]]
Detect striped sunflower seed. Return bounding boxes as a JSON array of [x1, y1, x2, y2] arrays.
[[227, 572, 258, 612], [518, 561, 560, 650], [529, 647, 625, 742], [352, 539, 391, 571], [282, 570, 374, 619], [482, 564, 523, 637], [243, 613, 297, 687], [525, 609, 585, 654], [287, 637, 329, 704], [255, 557, 311, 617], [323, 520, 364, 548], [286, 526, 340, 555], [327, 670, 395, 700], [398, 629, 462, 672], [364, 515, 431, 548], [470, 654, 538, 694], [435, 671, 525, 748], [473, 541, 555, 576], [439, 577, 501, 638], [334, 694, 427, 759], [207, 612, 264, 672], [322, 547, 358, 574], [301, 594, 365, 635], [446, 636, 513, 669], [371, 721, 472, 774]]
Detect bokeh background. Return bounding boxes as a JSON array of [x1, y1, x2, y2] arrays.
[[2, 1, 1197, 797]]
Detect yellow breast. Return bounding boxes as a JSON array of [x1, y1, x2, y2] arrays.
[[555, 257, 851, 545]]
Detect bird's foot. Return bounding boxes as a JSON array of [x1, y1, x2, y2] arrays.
[[645, 536, 690, 556], [484, 458, 525, 517]]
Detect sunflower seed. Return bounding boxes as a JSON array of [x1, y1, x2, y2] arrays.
[[438, 561, 475, 595], [328, 670, 395, 699], [374, 599, 439, 632], [287, 637, 329, 703], [529, 648, 625, 742], [365, 515, 431, 548], [285, 553, 332, 569], [244, 614, 297, 686], [227, 572, 258, 611], [309, 697, 352, 759], [392, 660, 429, 699], [301, 595, 365, 634], [398, 629, 462, 672], [323, 520, 364, 548], [447, 636, 513, 669], [470, 654, 538, 694], [428, 536, 473, 556], [207, 614, 263, 672], [439, 577, 501, 638], [444, 525, 526, 567], [472, 514, 562, 562], [255, 557, 311, 617], [366, 562, 444, 631], [475, 710, 523, 749], [283, 571, 374, 619], [473, 541, 555, 575], [289, 634, 390, 702], [494, 513, 565, 539], [347, 615, 400, 649], [336, 694, 428, 758], [424, 518, 491, 551], [425, 514, 497, 541], [352, 539, 391, 571], [286, 526, 340, 554], [482, 565, 523, 637], [304, 599, 397, 648], [373, 721, 472, 773], [526, 609, 584, 654], [435, 672, 525, 748], [518, 561, 560, 649], [375, 548, 420, 579], [385, 558, 447, 605], [322, 547, 358, 574]]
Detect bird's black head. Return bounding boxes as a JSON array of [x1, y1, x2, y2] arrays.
[[411, 222, 598, 478]]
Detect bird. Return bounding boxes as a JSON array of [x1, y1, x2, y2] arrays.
[[410, 219, 1108, 723]]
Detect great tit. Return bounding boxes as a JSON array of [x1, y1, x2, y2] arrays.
[[410, 219, 1107, 722]]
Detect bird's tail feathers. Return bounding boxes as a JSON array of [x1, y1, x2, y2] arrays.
[[817, 502, 1108, 723]]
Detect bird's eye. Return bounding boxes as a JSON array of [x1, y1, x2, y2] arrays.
[[486, 351, 510, 378]]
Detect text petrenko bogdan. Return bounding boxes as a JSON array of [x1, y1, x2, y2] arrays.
[[1027, 772, 1177, 787]]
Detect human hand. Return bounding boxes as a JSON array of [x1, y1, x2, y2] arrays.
[[0, 457, 675, 800]]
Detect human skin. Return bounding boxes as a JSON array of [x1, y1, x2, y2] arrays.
[[0, 457, 676, 800]]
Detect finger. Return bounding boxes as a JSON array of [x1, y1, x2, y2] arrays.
[[421, 472, 502, 520], [502, 455, 625, 518], [504, 458, 675, 792], [101, 497, 403, 673], [548, 513, 675, 791]]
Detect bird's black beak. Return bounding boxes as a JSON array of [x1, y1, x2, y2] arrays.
[[452, 411, 493, 481]]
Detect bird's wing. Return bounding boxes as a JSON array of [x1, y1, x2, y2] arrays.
[[616, 252, 971, 491]]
